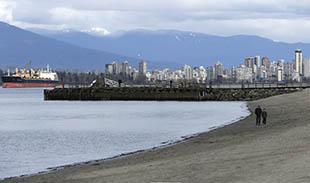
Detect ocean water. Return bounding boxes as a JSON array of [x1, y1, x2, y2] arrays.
[[0, 88, 250, 179]]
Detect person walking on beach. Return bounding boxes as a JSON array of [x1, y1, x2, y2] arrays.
[[262, 108, 267, 125], [255, 105, 262, 126]]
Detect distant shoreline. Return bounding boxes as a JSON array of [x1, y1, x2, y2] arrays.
[[5, 90, 310, 183]]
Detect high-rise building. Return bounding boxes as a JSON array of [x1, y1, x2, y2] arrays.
[[182, 65, 193, 80], [162, 68, 172, 81], [231, 66, 237, 81], [244, 57, 255, 69], [172, 70, 183, 81], [223, 69, 232, 80], [245, 56, 257, 80], [151, 70, 163, 81], [131, 68, 139, 80], [304, 58, 310, 78], [121, 61, 129, 76], [214, 61, 224, 79], [235, 65, 253, 82], [105, 64, 113, 75], [277, 60, 285, 81], [139, 60, 147, 75], [277, 68, 283, 81], [111, 61, 120, 75], [258, 66, 268, 79], [295, 49, 303, 75], [193, 66, 207, 83], [284, 62, 294, 80], [254, 56, 261, 67], [262, 57, 270, 70], [278, 59, 285, 67], [206, 66, 215, 81], [268, 61, 278, 80]]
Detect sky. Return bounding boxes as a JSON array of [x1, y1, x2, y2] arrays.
[[1, 0, 310, 43]]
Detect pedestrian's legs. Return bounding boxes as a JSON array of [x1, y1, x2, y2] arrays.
[[256, 116, 260, 126], [263, 117, 266, 124]]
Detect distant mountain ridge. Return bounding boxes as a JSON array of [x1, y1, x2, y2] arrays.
[[3, 21, 310, 71], [0, 22, 178, 70], [30, 28, 310, 69]]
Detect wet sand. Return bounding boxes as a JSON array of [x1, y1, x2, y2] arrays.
[[4, 90, 310, 183]]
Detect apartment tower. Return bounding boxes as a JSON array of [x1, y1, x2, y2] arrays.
[[295, 49, 303, 75]]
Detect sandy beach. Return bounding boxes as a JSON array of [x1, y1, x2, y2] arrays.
[[4, 90, 310, 183]]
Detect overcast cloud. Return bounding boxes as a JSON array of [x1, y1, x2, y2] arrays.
[[1, 0, 310, 42]]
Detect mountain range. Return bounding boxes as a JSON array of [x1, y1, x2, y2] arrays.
[[2, 21, 310, 71], [29, 28, 310, 69], [0, 22, 158, 70]]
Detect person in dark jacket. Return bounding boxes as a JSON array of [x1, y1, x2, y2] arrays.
[[255, 105, 262, 126], [262, 108, 267, 125]]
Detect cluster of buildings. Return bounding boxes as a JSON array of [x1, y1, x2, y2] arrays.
[[105, 60, 147, 80], [106, 49, 310, 83], [232, 49, 310, 82]]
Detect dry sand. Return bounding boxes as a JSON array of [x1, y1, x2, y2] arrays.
[[4, 90, 310, 183]]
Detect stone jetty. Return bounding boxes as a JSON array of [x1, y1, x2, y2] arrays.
[[44, 87, 299, 101]]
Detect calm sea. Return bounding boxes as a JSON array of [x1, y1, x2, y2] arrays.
[[0, 88, 250, 179]]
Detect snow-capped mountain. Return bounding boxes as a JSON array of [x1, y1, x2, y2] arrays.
[[81, 27, 111, 37], [0, 22, 141, 69], [29, 28, 310, 68]]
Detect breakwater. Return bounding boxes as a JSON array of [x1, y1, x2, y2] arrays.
[[44, 87, 299, 101]]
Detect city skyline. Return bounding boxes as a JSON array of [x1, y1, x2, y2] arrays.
[[106, 49, 310, 83]]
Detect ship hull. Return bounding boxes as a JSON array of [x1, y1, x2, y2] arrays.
[[2, 82, 57, 88], [2, 76, 59, 88]]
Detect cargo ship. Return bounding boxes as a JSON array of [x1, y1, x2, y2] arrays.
[[2, 62, 59, 88]]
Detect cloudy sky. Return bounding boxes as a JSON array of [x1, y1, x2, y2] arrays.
[[1, 0, 310, 42]]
